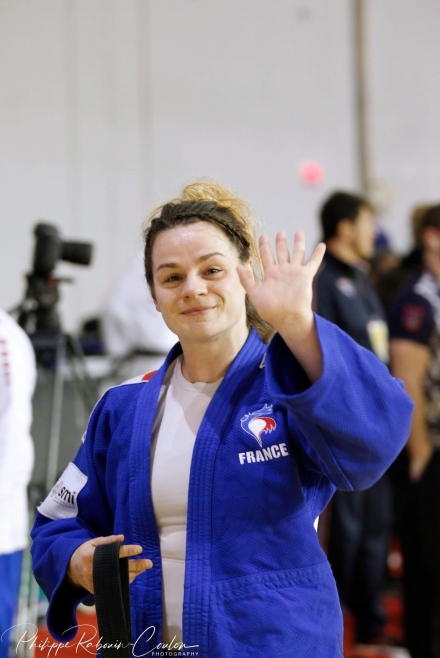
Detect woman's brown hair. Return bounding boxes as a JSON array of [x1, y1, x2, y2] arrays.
[[143, 181, 273, 343]]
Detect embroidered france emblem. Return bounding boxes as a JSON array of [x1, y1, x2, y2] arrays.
[[240, 404, 277, 448]]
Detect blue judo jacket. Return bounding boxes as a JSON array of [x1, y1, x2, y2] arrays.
[[31, 316, 413, 658]]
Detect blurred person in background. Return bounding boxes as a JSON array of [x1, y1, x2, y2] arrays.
[[369, 228, 400, 286], [102, 249, 177, 375], [403, 203, 429, 270], [376, 203, 431, 311], [314, 191, 393, 646], [0, 310, 36, 658], [388, 204, 440, 658]]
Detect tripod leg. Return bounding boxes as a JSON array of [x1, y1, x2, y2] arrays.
[[66, 334, 100, 412], [45, 334, 66, 494], [12, 542, 40, 658]]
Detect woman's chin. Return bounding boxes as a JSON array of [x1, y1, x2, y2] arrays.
[[176, 320, 226, 344]]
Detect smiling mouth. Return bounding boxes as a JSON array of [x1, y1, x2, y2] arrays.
[[181, 306, 214, 316]]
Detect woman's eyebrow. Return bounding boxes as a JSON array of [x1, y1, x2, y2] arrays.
[[156, 252, 225, 272]]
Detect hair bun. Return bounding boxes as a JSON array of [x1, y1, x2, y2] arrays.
[[181, 181, 258, 236], [182, 181, 236, 205]]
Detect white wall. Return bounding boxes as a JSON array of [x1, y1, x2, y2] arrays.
[[0, 0, 358, 331], [367, 0, 440, 251]]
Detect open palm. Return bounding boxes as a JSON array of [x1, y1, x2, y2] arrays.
[[237, 231, 326, 334]]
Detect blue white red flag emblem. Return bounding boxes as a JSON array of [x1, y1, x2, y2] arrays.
[[240, 404, 277, 447]]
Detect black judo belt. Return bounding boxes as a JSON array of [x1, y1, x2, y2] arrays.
[[93, 541, 133, 658]]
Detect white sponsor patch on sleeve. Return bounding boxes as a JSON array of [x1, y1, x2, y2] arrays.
[[37, 462, 88, 520]]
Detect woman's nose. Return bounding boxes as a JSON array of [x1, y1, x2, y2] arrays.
[[181, 272, 206, 297]]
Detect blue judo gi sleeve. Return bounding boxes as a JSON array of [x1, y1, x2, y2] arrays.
[[265, 314, 413, 491]]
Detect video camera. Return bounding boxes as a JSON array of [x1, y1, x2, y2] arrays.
[[18, 223, 93, 334]]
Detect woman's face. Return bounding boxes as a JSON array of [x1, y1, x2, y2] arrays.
[[151, 222, 251, 346]]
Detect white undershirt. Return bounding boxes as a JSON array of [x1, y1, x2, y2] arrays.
[[150, 356, 222, 644]]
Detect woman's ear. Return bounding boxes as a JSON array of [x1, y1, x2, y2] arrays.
[[244, 258, 254, 283]]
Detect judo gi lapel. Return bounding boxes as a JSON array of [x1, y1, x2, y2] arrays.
[[182, 328, 266, 655], [129, 342, 183, 646]]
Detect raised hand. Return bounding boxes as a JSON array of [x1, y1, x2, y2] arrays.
[[66, 534, 153, 594], [237, 231, 325, 338]]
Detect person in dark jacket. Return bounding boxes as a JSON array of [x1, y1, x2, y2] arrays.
[[314, 191, 392, 645], [388, 204, 440, 658], [375, 203, 429, 311]]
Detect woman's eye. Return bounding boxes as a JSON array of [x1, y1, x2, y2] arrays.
[[165, 274, 181, 282], [206, 268, 221, 275]]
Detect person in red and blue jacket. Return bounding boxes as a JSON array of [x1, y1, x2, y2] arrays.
[[31, 181, 413, 658]]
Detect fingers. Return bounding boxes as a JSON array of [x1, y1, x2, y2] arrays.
[[247, 229, 324, 301], [90, 536, 148, 562], [128, 558, 153, 584], [128, 558, 153, 576], [129, 558, 153, 571], [291, 232, 306, 266], [236, 264, 256, 294], [90, 536, 144, 558], [91, 534, 125, 547], [282, 231, 325, 274], [67, 535, 153, 595], [263, 232, 314, 268], [119, 544, 144, 558], [98, 538, 152, 568], [259, 234, 275, 272], [306, 242, 326, 275], [275, 232, 291, 265]]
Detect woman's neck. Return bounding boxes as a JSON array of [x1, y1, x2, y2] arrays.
[[180, 324, 250, 383]]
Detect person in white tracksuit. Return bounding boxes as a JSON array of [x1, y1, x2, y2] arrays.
[[0, 310, 36, 658]]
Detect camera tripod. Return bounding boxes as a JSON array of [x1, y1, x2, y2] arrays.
[[31, 330, 100, 492], [8, 221, 96, 657], [11, 327, 101, 658]]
